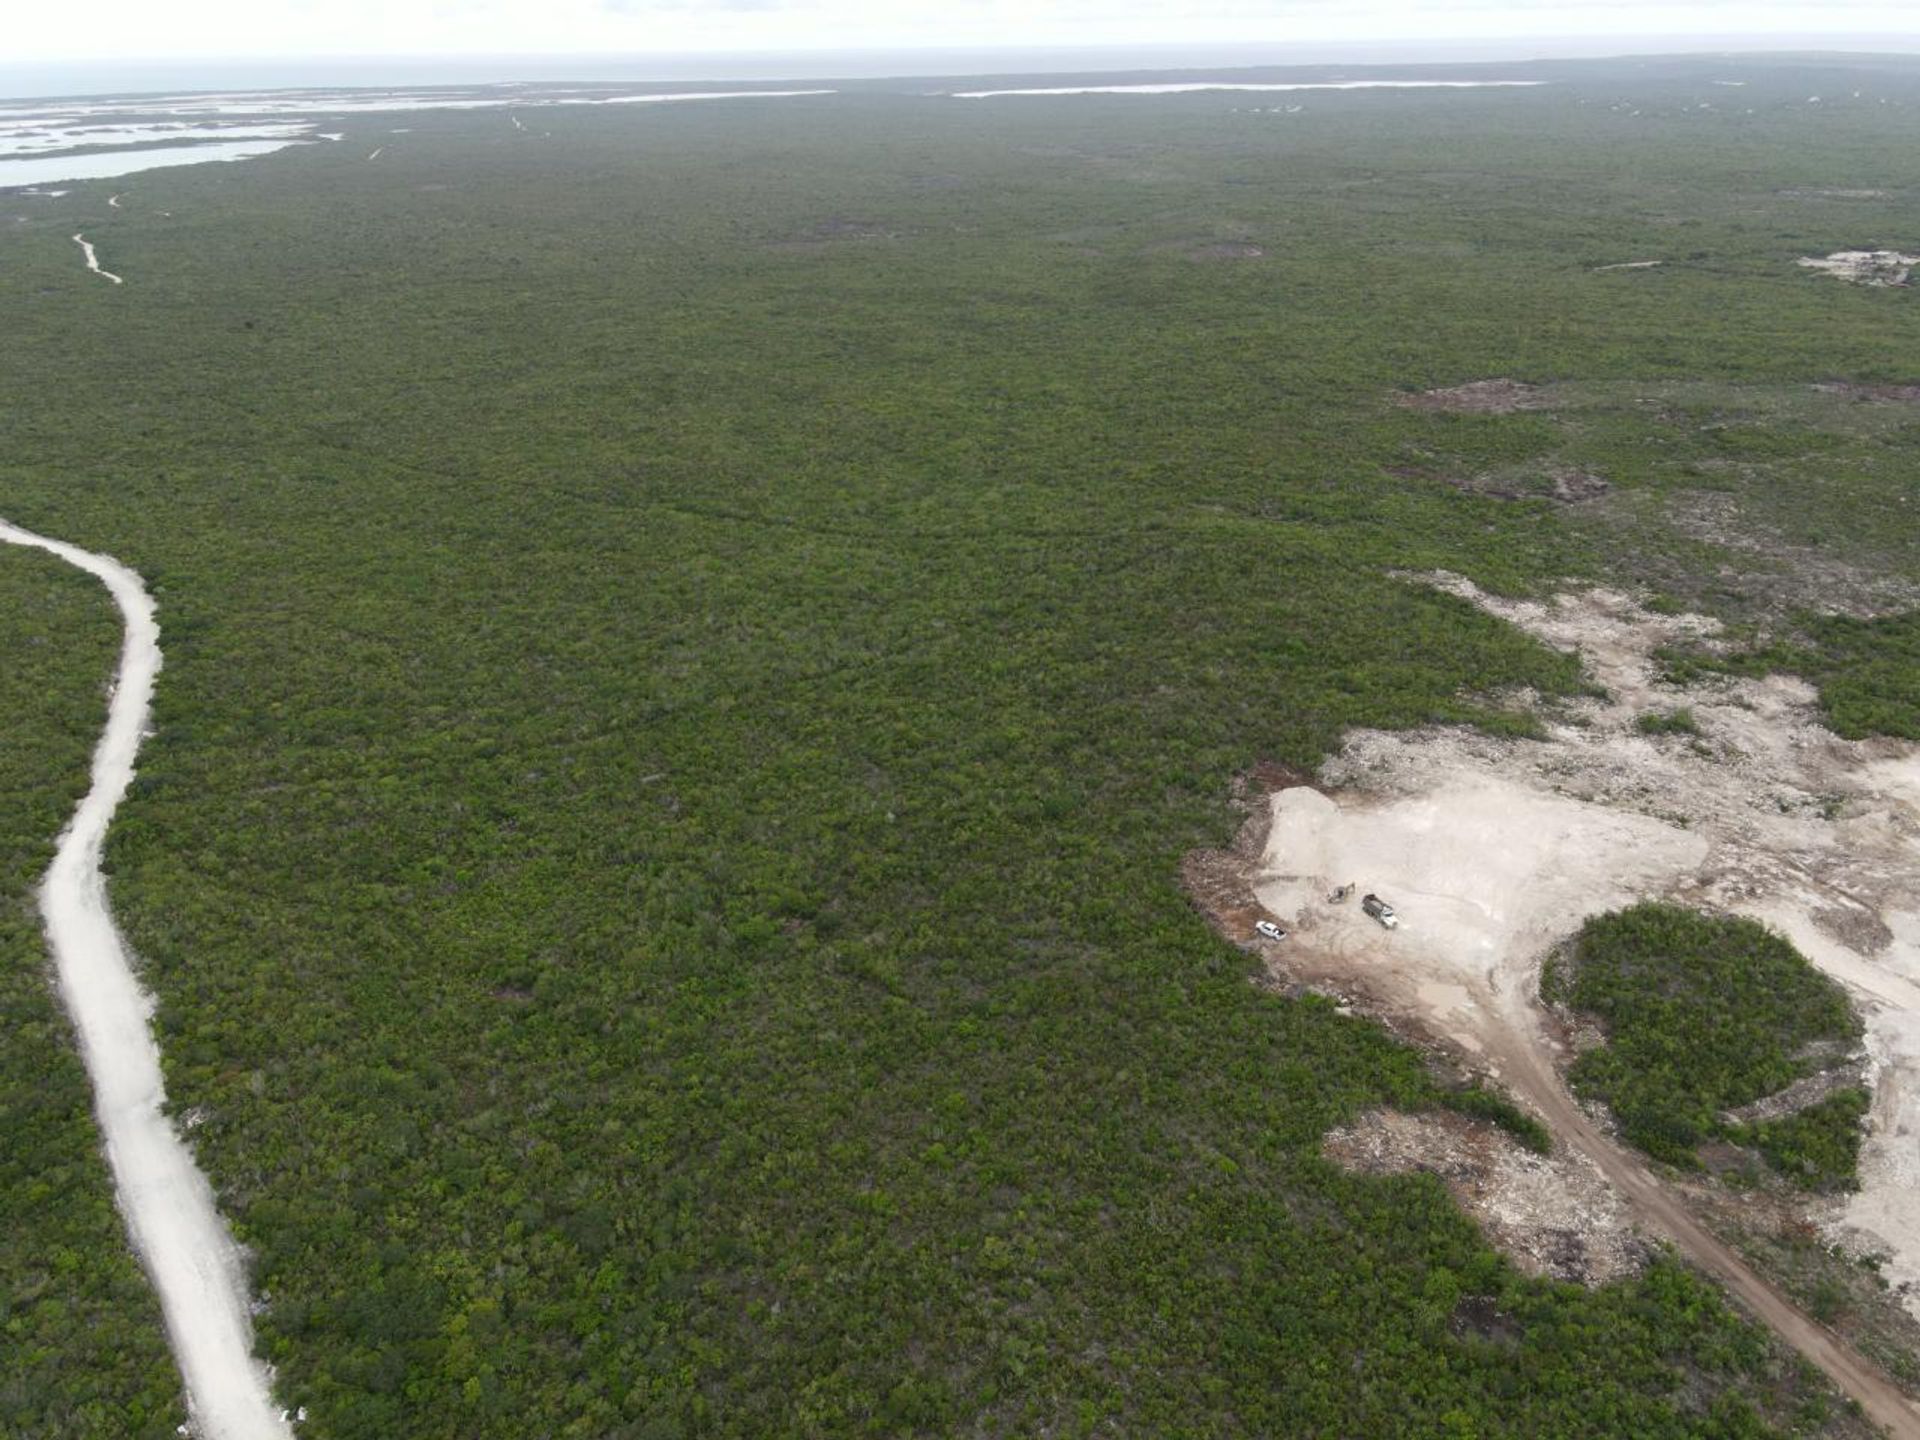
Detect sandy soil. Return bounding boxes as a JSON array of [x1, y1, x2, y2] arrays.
[[1244, 576, 1920, 1433], [0, 521, 292, 1439], [71, 231, 122, 285]]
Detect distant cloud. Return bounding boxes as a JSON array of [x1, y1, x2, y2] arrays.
[[600, 0, 789, 12]]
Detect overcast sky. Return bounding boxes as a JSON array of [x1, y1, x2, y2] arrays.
[[13, 0, 1920, 62]]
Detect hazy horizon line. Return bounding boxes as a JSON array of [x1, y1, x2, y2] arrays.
[[6, 35, 1920, 104]]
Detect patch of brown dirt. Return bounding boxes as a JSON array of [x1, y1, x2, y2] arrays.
[[1450, 1293, 1522, 1345], [1816, 381, 1920, 404], [771, 217, 903, 251], [1549, 466, 1610, 503], [1240, 759, 1316, 796], [1430, 462, 1610, 504], [1393, 379, 1545, 414], [1186, 241, 1264, 261], [1818, 903, 1897, 955], [1184, 762, 1294, 948], [808, 217, 893, 239]]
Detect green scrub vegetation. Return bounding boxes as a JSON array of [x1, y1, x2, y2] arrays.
[[1636, 707, 1702, 737], [4, 50, 1918, 1437], [1728, 612, 1920, 740], [1544, 904, 1865, 1189]]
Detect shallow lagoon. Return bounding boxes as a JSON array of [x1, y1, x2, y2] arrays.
[[0, 138, 310, 187]]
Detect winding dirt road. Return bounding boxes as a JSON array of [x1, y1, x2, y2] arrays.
[[1497, 1011, 1920, 1438], [0, 521, 291, 1440], [1274, 856, 1920, 1433], [72, 232, 122, 284]]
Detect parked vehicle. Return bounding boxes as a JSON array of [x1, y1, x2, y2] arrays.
[[1361, 893, 1398, 929], [1254, 920, 1288, 942]]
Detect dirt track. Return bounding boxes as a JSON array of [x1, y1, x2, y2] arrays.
[[1500, 1026, 1920, 1437], [0, 520, 291, 1439]]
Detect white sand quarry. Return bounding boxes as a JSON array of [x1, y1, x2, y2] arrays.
[[0, 521, 292, 1439], [1264, 781, 1709, 1055], [1256, 578, 1920, 1309]]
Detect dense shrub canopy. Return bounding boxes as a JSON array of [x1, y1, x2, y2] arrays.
[[1547, 904, 1864, 1187], [7, 51, 1918, 1438]]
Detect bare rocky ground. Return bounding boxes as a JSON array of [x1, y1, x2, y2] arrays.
[[1421, 459, 1612, 505], [1666, 489, 1920, 620], [1184, 241, 1264, 260], [1392, 378, 1545, 414], [1189, 576, 1920, 1431], [1799, 250, 1920, 286], [1325, 1107, 1644, 1284], [770, 217, 906, 251]]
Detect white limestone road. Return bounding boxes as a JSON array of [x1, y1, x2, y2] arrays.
[[0, 520, 294, 1440], [72, 232, 122, 284], [107, 193, 123, 208]]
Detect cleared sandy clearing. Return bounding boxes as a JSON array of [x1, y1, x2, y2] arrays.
[[1246, 576, 1920, 1432], [0, 521, 291, 1440], [1800, 250, 1919, 285]]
